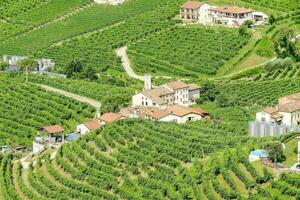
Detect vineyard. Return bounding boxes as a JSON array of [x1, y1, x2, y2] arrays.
[[0, 73, 95, 146], [128, 25, 250, 76], [0, 0, 92, 41], [217, 78, 300, 106], [29, 2, 180, 74], [0, 0, 183, 55], [0, 119, 299, 199]]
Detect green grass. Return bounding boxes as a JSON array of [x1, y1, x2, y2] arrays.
[[282, 138, 298, 167]]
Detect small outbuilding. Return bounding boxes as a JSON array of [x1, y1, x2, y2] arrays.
[[77, 119, 101, 135], [98, 112, 124, 125], [41, 124, 65, 143]]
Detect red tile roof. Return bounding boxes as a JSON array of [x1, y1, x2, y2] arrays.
[[167, 105, 207, 117], [261, 107, 277, 114], [165, 80, 189, 90], [83, 120, 100, 130], [188, 83, 201, 90], [181, 1, 205, 9], [210, 6, 251, 14], [43, 125, 64, 134], [99, 112, 123, 123]]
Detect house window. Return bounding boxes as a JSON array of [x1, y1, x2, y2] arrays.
[[142, 101, 144, 105], [145, 102, 148, 106]]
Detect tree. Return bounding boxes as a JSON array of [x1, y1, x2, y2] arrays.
[[197, 82, 219, 104], [273, 27, 297, 59], [83, 66, 98, 81], [65, 59, 83, 78], [269, 15, 276, 25], [263, 141, 286, 163], [17, 57, 38, 82], [0, 61, 9, 71]]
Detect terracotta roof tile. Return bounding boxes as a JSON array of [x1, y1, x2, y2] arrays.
[[188, 83, 201, 90], [99, 112, 123, 123], [166, 105, 207, 117], [83, 120, 100, 130], [181, 1, 205, 9], [142, 86, 172, 105], [261, 107, 277, 114], [278, 101, 300, 113], [210, 6, 251, 14], [165, 80, 188, 90], [43, 125, 64, 134]]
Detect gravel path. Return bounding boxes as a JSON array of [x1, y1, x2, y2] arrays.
[[39, 84, 101, 109], [116, 47, 145, 81]]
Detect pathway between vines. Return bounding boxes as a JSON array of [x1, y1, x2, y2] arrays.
[[38, 84, 101, 109], [116, 46, 146, 81]]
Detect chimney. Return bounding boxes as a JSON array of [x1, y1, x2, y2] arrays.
[[144, 74, 152, 91]]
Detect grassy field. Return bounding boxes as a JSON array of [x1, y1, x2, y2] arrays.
[[283, 138, 298, 167]]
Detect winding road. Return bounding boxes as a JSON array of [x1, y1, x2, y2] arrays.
[[116, 47, 145, 81]]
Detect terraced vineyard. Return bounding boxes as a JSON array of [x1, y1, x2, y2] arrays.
[[0, 73, 95, 146], [0, 119, 298, 199], [128, 25, 250, 76], [218, 78, 300, 106], [0, 0, 92, 41], [0, 0, 183, 55], [30, 2, 179, 73]]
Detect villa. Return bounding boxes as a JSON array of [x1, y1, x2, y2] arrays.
[[180, 1, 268, 27], [77, 119, 101, 135]]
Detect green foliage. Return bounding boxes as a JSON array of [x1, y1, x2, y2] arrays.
[[0, 61, 9, 71], [256, 37, 275, 58], [17, 57, 38, 72], [217, 78, 300, 106], [197, 82, 219, 104], [129, 25, 250, 75], [273, 27, 298, 61], [263, 141, 286, 163]]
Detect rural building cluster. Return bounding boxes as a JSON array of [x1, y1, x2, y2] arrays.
[[180, 1, 268, 27], [250, 92, 300, 137]]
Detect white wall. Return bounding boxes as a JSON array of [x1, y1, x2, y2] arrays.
[[279, 112, 292, 126], [173, 88, 189, 106], [256, 112, 272, 123], [160, 113, 202, 123], [76, 124, 90, 135], [198, 3, 212, 24]]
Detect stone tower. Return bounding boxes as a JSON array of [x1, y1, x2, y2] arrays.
[[144, 74, 152, 91]]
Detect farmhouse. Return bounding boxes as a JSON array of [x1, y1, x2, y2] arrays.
[[180, 1, 212, 24], [209, 6, 252, 27], [132, 80, 201, 109], [77, 119, 101, 135], [120, 105, 208, 123], [256, 92, 300, 126], [180, 1, 268, 27]]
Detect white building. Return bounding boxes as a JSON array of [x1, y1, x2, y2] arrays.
[[77, 119, 101, 135], [180, 1, 268, 27], [132, 80, 201, 109], [180, 1, 213, 25], [209, 6, 253, 27], [256, 92, 300, 126]]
